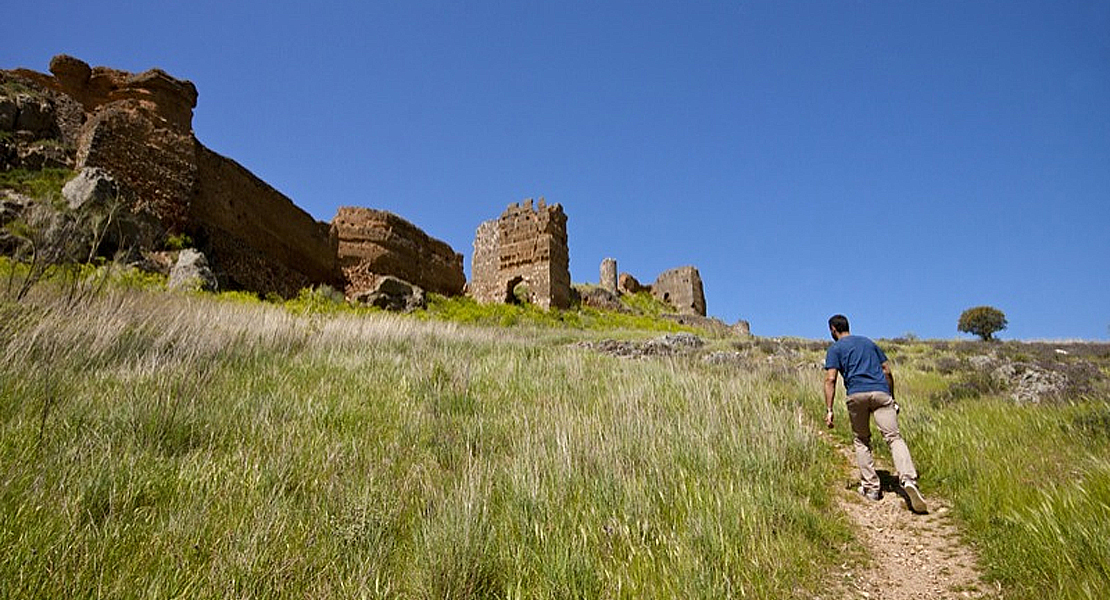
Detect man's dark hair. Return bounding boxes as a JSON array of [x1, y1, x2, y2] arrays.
[[829, 314, 850, 334]]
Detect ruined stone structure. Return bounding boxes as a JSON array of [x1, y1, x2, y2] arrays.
[[651, 266, 706, 316], [600, 258, 618, 294], [2, 55, 340, 297], [332, 206, 465, 299], [618, 272, 646, 295], [470, 199, 570, 310]]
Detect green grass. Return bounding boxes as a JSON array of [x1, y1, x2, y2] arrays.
[[810, 341, 1110, 600], [906, 398, 1110, 599], [0, 168, 74, 202], [0, 286, 850, 598], [2, 277, 1108, 598], [419, 292, 698, 334]]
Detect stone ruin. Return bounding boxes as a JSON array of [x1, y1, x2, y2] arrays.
[[651, 266, 706, 317], [2, 55, 340, 297], [2, 55, 745, 325], [600, 257, 618, 294], [1, 55, 469, 303], [608, 260, 707, 317], [332, 206, 465, 299], [470, 198, 570, 310]]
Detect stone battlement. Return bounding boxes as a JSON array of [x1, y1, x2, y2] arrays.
[[471, 198, 570, 309]]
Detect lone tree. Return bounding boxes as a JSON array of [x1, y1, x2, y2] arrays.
[[958, 306, 1008, 341]]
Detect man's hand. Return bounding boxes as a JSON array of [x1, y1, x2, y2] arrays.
[[824, 368, 839, 429]]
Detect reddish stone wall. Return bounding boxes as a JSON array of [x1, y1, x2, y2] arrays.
[[3, 55, 342, 297], [332, 206, 464, 298], [191, 147, 340, 296], [77, 105, 198, 232]]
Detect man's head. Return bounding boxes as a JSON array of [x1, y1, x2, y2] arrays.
[[828, 314, 850, 340]]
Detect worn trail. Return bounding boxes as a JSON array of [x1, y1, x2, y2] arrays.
[[823, 434, 999, 600]]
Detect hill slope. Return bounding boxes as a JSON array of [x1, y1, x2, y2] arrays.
[[1, 283, 1108, 598]]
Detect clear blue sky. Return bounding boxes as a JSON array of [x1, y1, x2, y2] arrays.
[[6, 1, 1109, 340]]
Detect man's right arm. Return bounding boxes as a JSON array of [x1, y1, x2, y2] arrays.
[[824, 368, 838, 428]]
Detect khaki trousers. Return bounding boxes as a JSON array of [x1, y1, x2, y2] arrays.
[[846, 391, 918, 493]]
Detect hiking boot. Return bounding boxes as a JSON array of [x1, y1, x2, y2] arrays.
[[903, 481, 928, 513], [857, 485, 882, 501]]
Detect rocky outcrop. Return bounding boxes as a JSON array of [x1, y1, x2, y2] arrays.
[[0, 80, 79, 171], [0, 190, 31, 254], [574, 285, 626, 312], [332, 206, 464, 299], [576, 333, 705, 359]]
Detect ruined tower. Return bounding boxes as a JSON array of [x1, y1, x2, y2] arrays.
[[470, 198, 571, 310], [651, 266, 706, 316]]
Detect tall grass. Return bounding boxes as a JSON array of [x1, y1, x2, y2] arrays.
[[0, 287, 850, 598], [6, 282, 1106, 598], [904, 395, 1110, 599]]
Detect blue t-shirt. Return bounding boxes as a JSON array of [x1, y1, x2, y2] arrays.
[[825, 335, 890, 396]]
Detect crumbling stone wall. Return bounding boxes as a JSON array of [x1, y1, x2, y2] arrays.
[[332, 206, 464, 299], [470, 198, 570, 310], [190, 146, 340, 296], [3, 55, 342, 297], [652, 266, 706, 316]]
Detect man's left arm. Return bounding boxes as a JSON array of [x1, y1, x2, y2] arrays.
[[882, 361, 895, 399]]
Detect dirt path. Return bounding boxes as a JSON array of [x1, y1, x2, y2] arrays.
[[824, 435, 1000, 600]]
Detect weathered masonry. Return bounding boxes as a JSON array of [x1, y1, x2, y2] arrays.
[[470, 198, 571, 310], [652, 266, 706, 316]]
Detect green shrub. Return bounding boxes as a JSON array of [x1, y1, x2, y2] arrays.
[[283, 285, 353, 315], [164, 233, 194, 251], [0, 168, 74, 203], [216, 290, 264, 305], [419, 293, 695, 333]]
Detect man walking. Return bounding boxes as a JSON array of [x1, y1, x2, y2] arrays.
[[824, 314, 927, 513]]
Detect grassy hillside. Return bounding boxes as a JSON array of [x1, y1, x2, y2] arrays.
[[1, 277, 1108, 598], [0, 282, 850, 598]]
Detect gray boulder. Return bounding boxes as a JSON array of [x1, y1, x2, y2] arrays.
[[63, 167, 119, 211], [168, 249, 218, 292], [353, 275, 426, 312], [62, 167, 163, 254]]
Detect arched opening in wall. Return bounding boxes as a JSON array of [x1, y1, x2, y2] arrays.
[[504, 276, 525, 305], [663, 292, 671, 304]]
